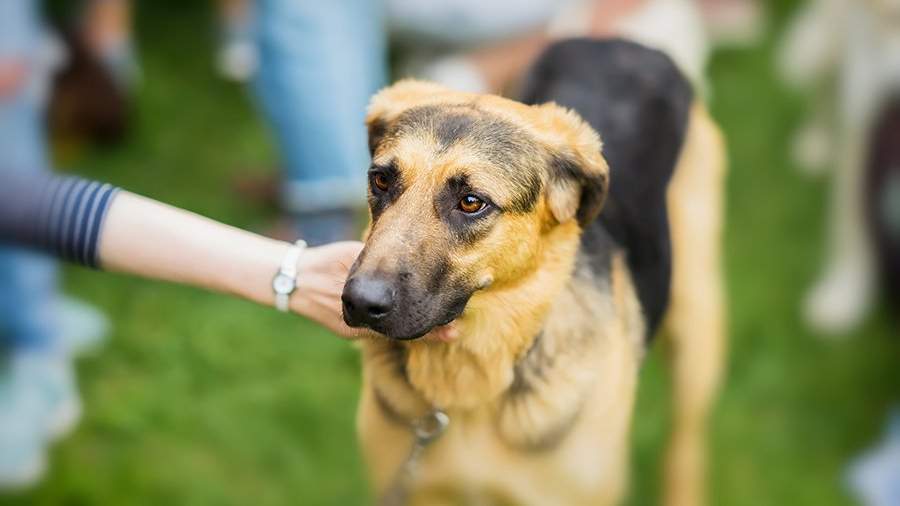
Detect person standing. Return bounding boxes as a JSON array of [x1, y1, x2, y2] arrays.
[[0, 0, 107, 488]]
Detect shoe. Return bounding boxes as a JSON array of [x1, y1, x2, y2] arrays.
[[12, 352, 82, 441], [848, 409, 900, 506], [217, 39, 258, 82], [0, 366, 49, 490]]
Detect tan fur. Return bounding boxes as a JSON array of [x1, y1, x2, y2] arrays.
[[356, 82, 727, 506], [662, 103, 727, 506], [368, 80, 608, 189]]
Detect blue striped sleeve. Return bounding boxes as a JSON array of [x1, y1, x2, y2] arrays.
[[0, 173, 120, 269]]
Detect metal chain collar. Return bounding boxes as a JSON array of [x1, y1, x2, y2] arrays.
[[379, 409, 450, 506]]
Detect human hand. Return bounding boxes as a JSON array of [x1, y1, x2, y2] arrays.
[[291, 241, 459, 341], [291, 241, 366, 339]]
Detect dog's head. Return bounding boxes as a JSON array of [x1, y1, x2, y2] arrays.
[[341, 80, 608, 340]]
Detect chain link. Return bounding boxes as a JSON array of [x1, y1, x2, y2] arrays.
[[379, 410, 449, 506]]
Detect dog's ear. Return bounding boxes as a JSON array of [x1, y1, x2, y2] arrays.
[[366, 80, 452, 156], [532, 103, 609, 226]]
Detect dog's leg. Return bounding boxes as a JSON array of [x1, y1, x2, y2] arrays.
[[663, 104, 727, 506], [803, 34, 879, 335], [778, 0, 843, 175]]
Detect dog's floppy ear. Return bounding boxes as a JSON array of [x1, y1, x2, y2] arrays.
[[366, 80, 452, 156], [533, 103, 609, 226]]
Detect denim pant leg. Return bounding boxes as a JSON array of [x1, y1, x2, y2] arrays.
[[0, 0, 60, 353], [253, 0, 387, 215]]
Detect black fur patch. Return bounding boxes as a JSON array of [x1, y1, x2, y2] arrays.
[[502, 331, 585, 452], [865, 97, 900, 309], [390, 104, 543, 214], [433, 112, 477, 148], [368, 118, 388, 156], [547, 153, 608, 226], [368, 160, 404, 222], [520, 38, 694, 339]]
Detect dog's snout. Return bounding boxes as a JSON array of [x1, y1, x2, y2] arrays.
[[342, 275, 396, 326]]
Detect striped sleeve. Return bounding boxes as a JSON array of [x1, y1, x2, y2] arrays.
[[0, 173, 120, 269]]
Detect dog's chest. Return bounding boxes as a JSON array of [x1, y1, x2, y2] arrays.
[[405, 349, 640, 506]]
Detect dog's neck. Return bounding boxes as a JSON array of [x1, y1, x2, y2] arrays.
[[403, 222, 583, 410]]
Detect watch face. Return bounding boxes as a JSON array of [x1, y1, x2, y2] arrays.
[[272, 274, 295, 294]]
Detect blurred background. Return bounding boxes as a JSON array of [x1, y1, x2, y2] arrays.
[[0, 0, 898, 505]]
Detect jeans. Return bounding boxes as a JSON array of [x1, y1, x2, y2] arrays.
[[252, 0, 387, 215], [0, 0, 60, 352]]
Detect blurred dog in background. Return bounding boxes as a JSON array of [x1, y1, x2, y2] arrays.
[[343, 38, 726, 506], [780, 0, 900, 333]]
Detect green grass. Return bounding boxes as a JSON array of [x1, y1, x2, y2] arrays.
[[2, 1, 898, 505]]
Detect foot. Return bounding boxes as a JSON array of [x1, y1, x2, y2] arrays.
[[11, 352, 82, 441], [217, 38, 257, 82], [847, 409, 900, 506], [0, 364, 49, 489]]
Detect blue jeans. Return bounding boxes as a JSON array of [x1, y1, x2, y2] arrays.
[[0, 0, 60, 352], [253, 0, 387, 215]]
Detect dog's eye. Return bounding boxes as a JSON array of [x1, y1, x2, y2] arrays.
[[459, 195, 486, 214], [372, 172, 390, 192]]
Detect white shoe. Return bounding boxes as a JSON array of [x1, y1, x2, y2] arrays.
[[848, 409, 900, 506], [0, 367, 49, 490], [217, 39, 258, 82], [12, 352, 82, 441]]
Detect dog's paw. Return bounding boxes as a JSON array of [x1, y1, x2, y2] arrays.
[[803, 266, 874, 336]]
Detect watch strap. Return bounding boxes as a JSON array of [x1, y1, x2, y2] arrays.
[[274, 239, 307, 312]]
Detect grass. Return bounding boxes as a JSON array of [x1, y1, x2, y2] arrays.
[[2, 1, 898, 505]]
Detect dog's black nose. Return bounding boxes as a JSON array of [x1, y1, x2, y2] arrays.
[[342, 275, 396, 326]]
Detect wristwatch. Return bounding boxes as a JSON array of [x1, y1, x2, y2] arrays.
[[272, 239, 308, 312]]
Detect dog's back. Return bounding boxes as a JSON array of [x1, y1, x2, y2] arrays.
[[520, 38, 694, 337], [521, 39, 726, 506]]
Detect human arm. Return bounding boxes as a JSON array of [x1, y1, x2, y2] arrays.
[[98, 191, 366, 338], [0, 173, 365, 338]]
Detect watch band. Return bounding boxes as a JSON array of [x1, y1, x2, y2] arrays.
[[274, 239, 307, 312]]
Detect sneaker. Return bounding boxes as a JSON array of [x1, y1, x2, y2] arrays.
[[0, 366, 49, 490], [217, 38, 258, 82], [11, 352, 82, 442], [848, 409, 900, 506]]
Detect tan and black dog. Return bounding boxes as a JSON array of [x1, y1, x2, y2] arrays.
[[342, 39, 726, 506]]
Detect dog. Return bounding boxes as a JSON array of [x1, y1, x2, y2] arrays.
[[342, 39, 727, 506], [779, 0, 900, 333]]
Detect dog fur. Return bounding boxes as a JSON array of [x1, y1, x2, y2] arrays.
[[345, 39, 726, 506], [779, 0, 900, 333]]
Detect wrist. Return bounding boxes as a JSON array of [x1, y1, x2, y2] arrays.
[[272, 240, 308, 312], [222, 235, 292, 308]]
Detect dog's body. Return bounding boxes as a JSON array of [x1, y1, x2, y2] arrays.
[[780, 0, 900, 332], [345, 40, 726, 506]]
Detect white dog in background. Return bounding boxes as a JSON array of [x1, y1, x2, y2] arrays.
[[780, 0, 900, 335]]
